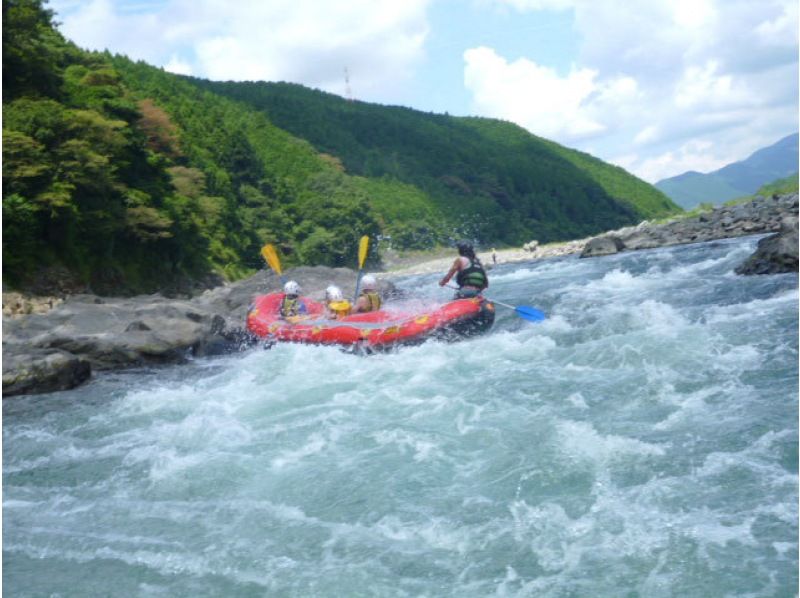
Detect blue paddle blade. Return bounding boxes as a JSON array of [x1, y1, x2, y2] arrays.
[[515, 306, 546, 322]]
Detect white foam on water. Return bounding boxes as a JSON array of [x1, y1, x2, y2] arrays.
[[705, 287, 799, 324], [270, 432, 328, 470], [4, 236, 796, 597], [369, 514, 471, 553], [555, 419, 666, 465], [568, 267, 652, 298], [653, 384, 726, 431], [565, 392, 589, 409], [371, 429, 444, 463], [487, 268, 537, 283], [536, 313, 573, 333]]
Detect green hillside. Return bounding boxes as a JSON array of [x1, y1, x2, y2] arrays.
[[3, 0, 679, 295], [656, 171, 744, 210], [656, 133, 799, 208], [751, 172, 799, 198], [534, 137, 680, 218], [193, 80, 680, 239]]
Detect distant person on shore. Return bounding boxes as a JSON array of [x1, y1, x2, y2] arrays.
[[279, 280, 308, 319], [439, 241, 489, 298], [353, 274, 382, 313], [492, 248, 497, 265], [325, 285, 352, 319]]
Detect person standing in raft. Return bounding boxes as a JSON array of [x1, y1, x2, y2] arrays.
[[439, 241, 489, 298], [280, 280, 308, 319], [325, 285, 352, 319], [353, 274, 382, 313]]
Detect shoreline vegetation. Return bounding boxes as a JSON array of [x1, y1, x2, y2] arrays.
[[380, 191, 800, 276], [4, 0, 682, 299], [3, 193, 797, 398]]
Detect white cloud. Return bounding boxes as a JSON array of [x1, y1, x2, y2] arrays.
[[492, 0, 574, 10], [51, 0, 431, 100], [755, 1, 799, 44], [632, 139, 734, 183], [671, 0, 716, 29], [633, 126, 659, 146], [50, 0, 797, 184], [164, 54, 193, 76], [463, 46, 642, 140], [674, 60, 746, 109], [470, 0, 798, 181]]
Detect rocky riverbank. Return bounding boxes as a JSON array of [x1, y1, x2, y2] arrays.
[[3, 194, 797, 397], [580, 193, 798, 261], [384, 193, 799, 275], [2, 267, 394, 397]]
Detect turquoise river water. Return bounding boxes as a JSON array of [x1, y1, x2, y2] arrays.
[[3, 235, 798, 597]]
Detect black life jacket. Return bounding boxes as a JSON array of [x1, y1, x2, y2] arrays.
[[359, 291, 382, 311], [456, 259, 488, 289], [280, 294, 301, 317]]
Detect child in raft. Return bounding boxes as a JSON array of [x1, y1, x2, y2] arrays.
[[324, 285, 352, 319]]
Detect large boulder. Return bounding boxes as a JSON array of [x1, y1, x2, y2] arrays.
[[580, 236, 625, 258], [735, 217, 799, 275], [523, 240, 539, 252], [2, 265, 398, 397], [3, 348, 91, 397]]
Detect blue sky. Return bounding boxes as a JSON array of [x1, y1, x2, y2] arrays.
[[49, 0, 798, 183]]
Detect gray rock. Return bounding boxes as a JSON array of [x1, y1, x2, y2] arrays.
[[580, 236, 625, 258], [2, 348, 91, 397], [3, 265, 397, 397], [609, 193, 798, 254], [735, 217, 799, 275], [523, 240, 539, 252], [618, 234, 662, 251]]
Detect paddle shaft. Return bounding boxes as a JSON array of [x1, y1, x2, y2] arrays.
[[446, 284, 544, 321], [261, 244, 287, 284], [353, 236, 370, 302]]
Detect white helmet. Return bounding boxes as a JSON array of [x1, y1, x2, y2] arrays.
[[283, 280, 301, 295], [361, 274, 377, 291], [326, 285, 343, 301]]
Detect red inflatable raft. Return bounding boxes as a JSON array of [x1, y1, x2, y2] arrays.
[[246, 293, 495, 350]]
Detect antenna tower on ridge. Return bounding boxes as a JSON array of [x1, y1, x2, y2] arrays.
[[344, 67, 353, 102]]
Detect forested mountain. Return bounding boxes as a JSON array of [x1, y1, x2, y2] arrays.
[[3, 0, 679, 295], [193, 80, 678, 227], [656, 133, 799, 208]]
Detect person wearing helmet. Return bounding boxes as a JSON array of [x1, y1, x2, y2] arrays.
[[325, 285, 351, 319], [353, 274, 382, 313], [280, 280, 308, 319], [438, 241, 488, 298]]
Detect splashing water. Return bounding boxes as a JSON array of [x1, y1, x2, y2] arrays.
[[4, 236, 798, 596]]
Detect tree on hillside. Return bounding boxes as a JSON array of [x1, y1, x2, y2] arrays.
[[2, 0, 69, 101]]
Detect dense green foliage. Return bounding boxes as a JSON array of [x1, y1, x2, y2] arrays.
[[3, 0, 218, 293], [751, 172, 799, 198], [193, 80, 680, 243], [3, 0, 679, 295], [716, 172, 800, 209], [655, 171, 744, 210], [3, 0, 381, 292], [108, 58, 383, 271], [534, 136, 679, 218]]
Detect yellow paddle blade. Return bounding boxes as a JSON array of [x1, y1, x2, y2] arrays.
[[358, 235, 370, 269], [260, 244, 282, 276]]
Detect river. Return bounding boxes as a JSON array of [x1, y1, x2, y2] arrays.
[[4, 235, 798, 597]]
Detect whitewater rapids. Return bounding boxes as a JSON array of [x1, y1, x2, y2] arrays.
[[4, 235, 797, 596]]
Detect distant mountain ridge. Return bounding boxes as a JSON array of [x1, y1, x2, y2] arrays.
[[656, 133, 799, 208]]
